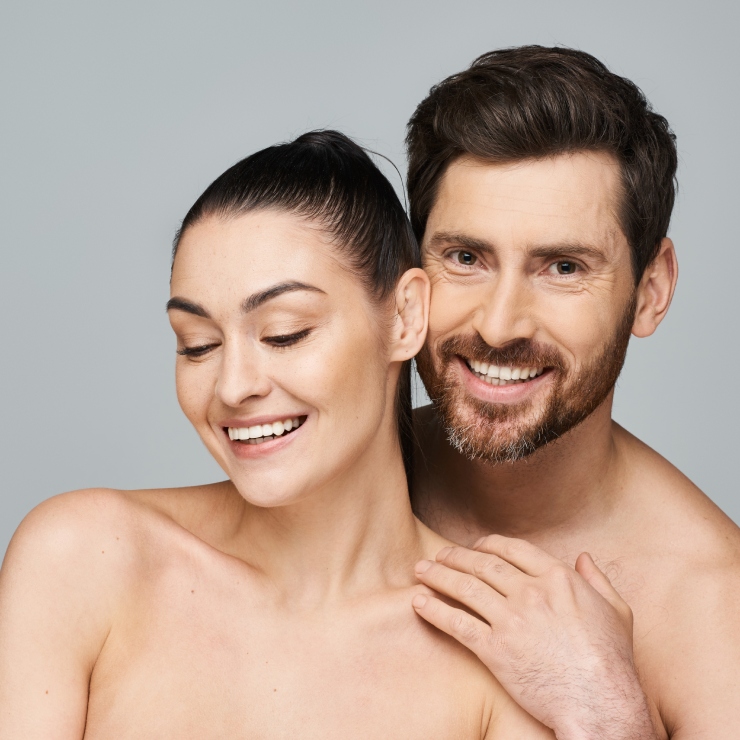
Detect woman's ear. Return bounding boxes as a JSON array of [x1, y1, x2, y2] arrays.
[[389, 268, 430, 362], [632, 238, 678, 338]]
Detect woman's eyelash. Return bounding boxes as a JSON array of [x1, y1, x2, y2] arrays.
[[177, 329, 312, 356], [177, 344, 218, 357], [263, 328, 312, 347]]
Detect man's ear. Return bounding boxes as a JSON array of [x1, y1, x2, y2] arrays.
[[389, 268, 430, 362], [632, 237, 678, 338]]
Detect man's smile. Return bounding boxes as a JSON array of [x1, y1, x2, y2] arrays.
[[463, 357, 546, 386], [454, 355, 554, 406]]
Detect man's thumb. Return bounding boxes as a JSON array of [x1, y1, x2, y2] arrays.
[[575, 552, 629, 615]]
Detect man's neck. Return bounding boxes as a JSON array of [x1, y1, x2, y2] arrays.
[[411, 395, 626, 549]]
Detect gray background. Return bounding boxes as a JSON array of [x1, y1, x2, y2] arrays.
[[1, 0, 738, 558]]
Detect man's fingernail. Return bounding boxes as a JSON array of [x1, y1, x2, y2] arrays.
[[437, 546, 452, 560], [415, 560, 433, 574], [473, 537, 485, 548], [412, 594, 428, 609]]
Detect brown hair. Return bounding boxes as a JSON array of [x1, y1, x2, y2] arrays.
[[406, 45, 678, 281]]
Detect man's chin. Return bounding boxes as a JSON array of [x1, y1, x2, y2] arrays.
[[443, 412, 548, 464]]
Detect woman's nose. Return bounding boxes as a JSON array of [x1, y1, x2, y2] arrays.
[[214, 343, 272, 408]]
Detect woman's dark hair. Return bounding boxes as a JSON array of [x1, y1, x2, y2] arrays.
[[173, 130, 420, 483], [407, 45, 678, 282]]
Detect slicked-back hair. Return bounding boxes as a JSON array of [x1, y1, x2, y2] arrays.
[[406, 45, 678, 281], [172, 130, 420, 483]]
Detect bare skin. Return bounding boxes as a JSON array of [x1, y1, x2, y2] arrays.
[[0, 210, 552, 739], [409, 154, 740, 739]]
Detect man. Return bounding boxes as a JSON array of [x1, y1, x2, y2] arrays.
[[406, 46, 740, 739]]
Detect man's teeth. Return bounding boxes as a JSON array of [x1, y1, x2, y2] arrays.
[[466, 359, 545, 385], [227, 417, 304, 444]]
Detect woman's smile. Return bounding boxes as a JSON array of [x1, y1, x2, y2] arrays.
[[222, 414, 308, 458]]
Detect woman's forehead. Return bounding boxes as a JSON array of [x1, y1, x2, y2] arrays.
[[170, 210, 352, 304]]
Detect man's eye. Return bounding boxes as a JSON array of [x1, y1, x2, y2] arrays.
[[263, 328, 312, 347], [453, 251, 478, 266], [554, 261, 579, 275]]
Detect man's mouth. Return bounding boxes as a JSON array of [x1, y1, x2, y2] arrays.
[[463, 357, 546, 386], [226, 416, 306, 445]]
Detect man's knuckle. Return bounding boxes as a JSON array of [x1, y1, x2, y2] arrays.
[[522, 584, 545, 606], [472, 555, 492, 578], [499, 537, 527, 559], [450, 613, 476, 641], [459, 576, 481, 599], [477, 534, 499, 551]]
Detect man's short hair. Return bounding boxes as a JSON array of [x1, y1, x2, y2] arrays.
[[406, 45, 678, 281]]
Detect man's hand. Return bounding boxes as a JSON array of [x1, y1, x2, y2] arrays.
[[412, 535, 658, 740]]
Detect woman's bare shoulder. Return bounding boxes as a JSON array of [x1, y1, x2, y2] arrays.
[[2, 482, 238, 588]]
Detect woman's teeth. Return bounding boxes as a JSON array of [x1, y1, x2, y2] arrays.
[[466, 359, 545, 385], [227, 417, 304, 444]]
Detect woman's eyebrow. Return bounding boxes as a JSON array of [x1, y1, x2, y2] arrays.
[[241, 281, 326, 313], [166, 281, 325, 318], [166, 297, 210, 317]]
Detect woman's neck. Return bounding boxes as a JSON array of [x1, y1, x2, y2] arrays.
[[221, 432, 431, 609]]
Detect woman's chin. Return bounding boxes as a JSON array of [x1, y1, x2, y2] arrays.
[[229, 478, 311, 509]]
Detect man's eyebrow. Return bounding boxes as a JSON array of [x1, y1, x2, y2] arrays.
[[241, 281, 325, 313], [426, 231, 495, 254], [527, 243, 608, 262], [427, 231, 608, 262], [166, 297, 211, 318]]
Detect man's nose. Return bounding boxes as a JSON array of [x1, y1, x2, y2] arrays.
[[473, 270, 536, 348], [214, 342, 271, 408]]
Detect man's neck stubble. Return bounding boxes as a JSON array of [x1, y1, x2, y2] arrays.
[[411, 392, 627, 549]]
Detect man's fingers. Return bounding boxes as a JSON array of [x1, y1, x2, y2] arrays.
[[415, 560, 505, 619], [473, 534, 559, 576], [435, 545, 525, 596], [575, 552, 633, 625], [411, 592, 491, 654]]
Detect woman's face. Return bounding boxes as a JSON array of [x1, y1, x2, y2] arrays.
[[168, 210, 402, 508]]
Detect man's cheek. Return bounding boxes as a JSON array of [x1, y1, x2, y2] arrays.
[[539, 295, 614, 350]]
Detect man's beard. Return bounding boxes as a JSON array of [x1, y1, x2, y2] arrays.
[[415, 297, 636, 464]]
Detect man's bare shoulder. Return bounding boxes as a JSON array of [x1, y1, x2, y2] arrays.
[[612, 424, 740, 733], [614, 422, 740, 562]]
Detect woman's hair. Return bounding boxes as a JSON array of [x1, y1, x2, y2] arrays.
[[172, 130, 420, 483]]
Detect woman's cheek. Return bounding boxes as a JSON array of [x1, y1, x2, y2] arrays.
[[175, 363, 211, 427]]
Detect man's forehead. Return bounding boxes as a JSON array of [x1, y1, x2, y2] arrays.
[[426, 152, 626, 252]]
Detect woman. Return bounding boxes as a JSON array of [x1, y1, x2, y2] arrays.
[[0, 131, 551, 738]]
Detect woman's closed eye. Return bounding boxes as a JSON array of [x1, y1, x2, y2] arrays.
[[177, 343, 219, 358], [263, 328, 312, 348]]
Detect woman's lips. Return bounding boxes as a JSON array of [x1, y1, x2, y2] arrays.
[[223, 415, 308, 458]]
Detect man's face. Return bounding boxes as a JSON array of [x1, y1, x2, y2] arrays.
[[416, 152, 637, 463]]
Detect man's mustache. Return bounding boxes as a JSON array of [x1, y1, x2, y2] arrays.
[[434, 334, 567, 372]]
